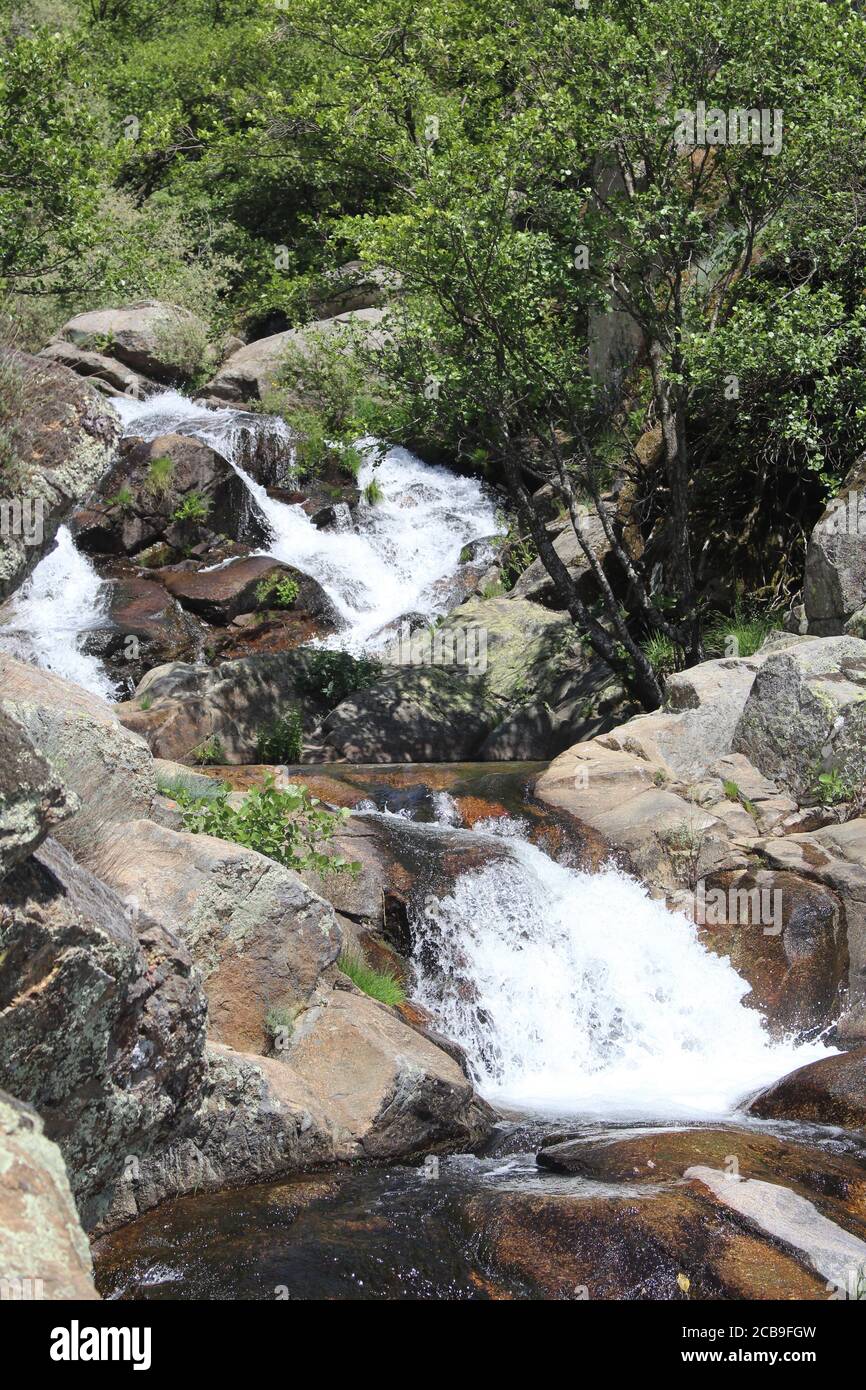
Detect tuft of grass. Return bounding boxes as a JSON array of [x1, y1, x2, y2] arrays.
[[139, 693, 153, 710], [106, 484, 135, 512], [338, 951, 405, 1006], [641, 630, 683, 677], [144, 454, 175, 499], [264, 1004, 296, 1053], [702, 601, 783, 659], [363, 477, 384, 506], [157, 771, 227, 802]]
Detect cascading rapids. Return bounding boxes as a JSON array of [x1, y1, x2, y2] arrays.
[[114, 391, 502, 651], [0, 526, 117, 699], [411, 821, 834, 1119]]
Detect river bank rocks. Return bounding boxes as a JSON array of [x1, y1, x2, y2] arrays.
[[320, 594, 629, 762], [117, 649, 329, 762], [0, 349, 121, 602], [45, 301, 211, 389], [71, 431, 269, 559], [804, 452, 866, 635], [748, 1046, 866, 1133], [537, 633, 866, 1042], [0, 655, 495, 1262], [205, 307, 388, 404]]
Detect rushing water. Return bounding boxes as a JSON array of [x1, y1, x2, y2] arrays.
[[366, 804, 834, 1120], [0, 526, 117, 698], [114, 391, 501, 651]]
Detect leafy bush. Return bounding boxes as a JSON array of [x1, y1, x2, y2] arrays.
[[264, 1004, 296, 1053], [256, 711, 303, 764], [152, 310, 212, 383], [337, 951, 405, 1006], [297, 649, 383, 706], [175, 772, 358, 875], [173, 491, 211, 523]]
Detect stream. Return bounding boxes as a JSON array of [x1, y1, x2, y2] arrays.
[[1, 393, 860, 1299]]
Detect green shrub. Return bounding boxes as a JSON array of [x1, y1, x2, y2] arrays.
[[813, 768, 853, 806], [173, 491, 211, 524], [175, 772, 358, 875], [152, 311, 212, 383], [255, 573, 300, 608], [337, 951, 405, 1007], [189, 734, 225, 765], [256, 711, 303, 764], [297, 649, 383, 706]]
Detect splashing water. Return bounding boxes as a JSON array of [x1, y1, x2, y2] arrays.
[[114, 391, 501, 650], [412, 820, 834, 1120], [0, 527, 117, 698]]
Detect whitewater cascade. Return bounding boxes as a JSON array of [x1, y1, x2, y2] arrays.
[[0, 526, 117, 699], [411, 817, 833, 1119], [114, 391, 502, 651]]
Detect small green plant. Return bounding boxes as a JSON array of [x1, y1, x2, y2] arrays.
[[173, 491, 211, 524], [338, 951, 405, 1006], [139, 693, 153, 710], [480, 580, 505, 599], [175, 772, 358, 875], [256, 711, 303, 764], [363, 477, 384, 506], [703, 600, 783, 659], [297, 649, 382, 706], [641, 630, 683, 678], [264, 1004, 297, 1053], [189, 734, 225, 766], [255, 573, 300, 609], [144, 454, 175, 499], [813, 768, 853, 806], [653, 768, 668, 787], [105, 484, 135, 512], [722, 778, 758, 818]]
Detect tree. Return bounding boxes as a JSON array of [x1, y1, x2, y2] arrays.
[[0, 32, 106, 293], [294, 0, 866, 706]]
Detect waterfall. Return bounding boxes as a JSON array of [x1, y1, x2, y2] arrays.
[[114, 391, 501, 651], [0, 527, 117, 699], [411, 819, 834, 1120]]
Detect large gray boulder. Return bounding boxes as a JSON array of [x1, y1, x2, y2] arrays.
[[0, 705, 70, 880], [0, 349, 120, 602], [48, 300, 210, 386], [0, 837, 208, 1230], [733, 635, 866, 802], [804, 459, 866, 634], [0, 654, 157, 867], [322, 595, 578, 763], [117, 649, 328, 763], [206, 307, 388, 403], [87, 818, 343, 1054], [0, 1090, 99, 1299]]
